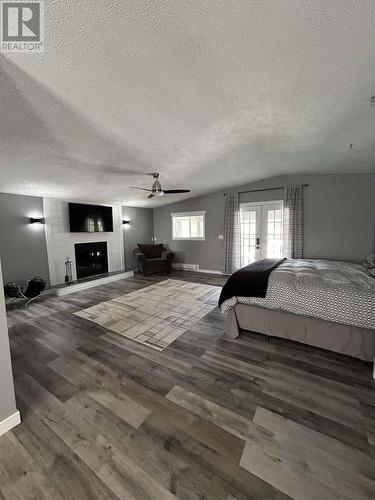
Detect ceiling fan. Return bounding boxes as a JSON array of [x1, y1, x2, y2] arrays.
[[131, 173, 190, 199]]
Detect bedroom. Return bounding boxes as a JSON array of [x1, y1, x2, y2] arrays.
[[0, 1, 374, 499]]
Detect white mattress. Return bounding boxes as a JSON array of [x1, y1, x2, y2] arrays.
[[221, 259, 375, 330]]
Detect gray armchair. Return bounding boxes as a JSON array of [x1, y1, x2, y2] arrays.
[[134, 244, 174, 276]]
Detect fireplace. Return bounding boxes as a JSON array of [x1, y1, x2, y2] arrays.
[[74, 242, 108, 280]]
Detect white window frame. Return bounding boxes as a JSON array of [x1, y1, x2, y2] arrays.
[[171, 211, 206, 241]]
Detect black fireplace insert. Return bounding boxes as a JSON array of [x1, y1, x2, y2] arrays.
[[74, 242, 108, 280]]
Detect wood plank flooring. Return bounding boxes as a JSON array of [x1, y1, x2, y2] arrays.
[[1, 271, 374, 499]]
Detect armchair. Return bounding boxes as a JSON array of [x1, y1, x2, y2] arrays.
[[134, 244, 174, 276]]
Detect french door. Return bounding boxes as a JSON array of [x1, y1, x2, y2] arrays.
[[240, 201, 283, 266]]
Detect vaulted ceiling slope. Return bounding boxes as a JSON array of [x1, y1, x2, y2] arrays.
[[1, 1, 375, 207]]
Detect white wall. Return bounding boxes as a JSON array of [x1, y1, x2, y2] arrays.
[[44, 199, 124, 286]]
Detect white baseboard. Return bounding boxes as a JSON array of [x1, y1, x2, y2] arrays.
[[56, 271, 134, 296], [0, 411, 21, 437], [172, 263, 199, 271], [172, 263, 225, 275], [198, 268, 226, 275]]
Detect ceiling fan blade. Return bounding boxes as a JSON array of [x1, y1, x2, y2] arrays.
[[148, 194, 154, 199], [163, 189, 190, 194], [130, 186, 153, 192]]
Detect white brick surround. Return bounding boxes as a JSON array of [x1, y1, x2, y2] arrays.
[[43, 198, 124, 286]]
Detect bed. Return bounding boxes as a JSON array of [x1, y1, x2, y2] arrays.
[[219, 259, 375, 373]]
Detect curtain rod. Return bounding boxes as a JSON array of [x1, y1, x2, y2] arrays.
[[224, 183, 309, 196]]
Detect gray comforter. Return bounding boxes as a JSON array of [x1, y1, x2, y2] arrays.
[[221, 259, 375, 330]]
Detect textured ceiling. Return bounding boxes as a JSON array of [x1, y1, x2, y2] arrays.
[[1, 0, 375, 207]]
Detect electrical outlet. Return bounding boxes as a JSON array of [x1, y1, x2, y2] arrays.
[[218, 234, 224, 240]]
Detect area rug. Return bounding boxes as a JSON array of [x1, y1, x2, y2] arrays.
[[74, 279, 221, 351]]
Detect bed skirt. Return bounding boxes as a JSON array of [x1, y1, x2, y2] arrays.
[[224, 304, 375, 363]]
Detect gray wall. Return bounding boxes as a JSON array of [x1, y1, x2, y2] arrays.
[[0, 193, 50, 286], [153, 174, 375, 271], [0, 260, 18, 423], [0, 174, 373, 283], [154, 191, 225, 271], [122, 206, 154, 270]]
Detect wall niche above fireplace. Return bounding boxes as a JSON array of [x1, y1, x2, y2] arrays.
[[74, 242, 108, 280]]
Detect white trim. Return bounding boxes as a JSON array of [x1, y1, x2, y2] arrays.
[[171, 211, 206, 241], [116, 204, 125, 271], [198, 268, 226, 275], [172, 238, 206, 241], [240, 200, 283, 265], [171, 210, 206, 217], [171, 237, 206, 241], [240, 199, 283, 208], [0, 411, 21, 437], [172, 263, 199, 271], [43, 197, 56, 285], [55, 271, 134, 296], [172, 263, 226, 275]]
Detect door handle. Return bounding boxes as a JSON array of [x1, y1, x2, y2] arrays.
[[256, 237, 260, 248]]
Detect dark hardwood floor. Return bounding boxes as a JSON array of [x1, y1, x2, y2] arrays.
[[1, 270, 374, 499]]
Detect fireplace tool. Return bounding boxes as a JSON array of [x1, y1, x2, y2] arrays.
[[64, 257, 73, 285]]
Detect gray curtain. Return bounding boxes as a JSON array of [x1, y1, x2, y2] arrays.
[[282, 185, 304, 258], [224, 193, 241, 274]]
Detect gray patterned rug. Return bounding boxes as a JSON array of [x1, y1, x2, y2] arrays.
[[74, 279, 221, 350]]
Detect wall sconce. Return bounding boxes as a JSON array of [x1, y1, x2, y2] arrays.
[[122, 220, 130, 225], [29, 217, 45, 224]]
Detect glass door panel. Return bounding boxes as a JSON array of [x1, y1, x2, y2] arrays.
[[262, 205, 283, 259], [240, 201, 283, 265], [240, 206, 261, 266]]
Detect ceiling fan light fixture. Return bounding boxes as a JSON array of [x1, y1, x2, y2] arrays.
[[131, 172, 189, 198]]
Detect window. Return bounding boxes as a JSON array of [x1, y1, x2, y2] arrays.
[[171, 211, 205, 240], [240, 200, 283, 266]]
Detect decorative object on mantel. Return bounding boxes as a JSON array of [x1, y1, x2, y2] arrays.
[[64, 257, 73, 285]]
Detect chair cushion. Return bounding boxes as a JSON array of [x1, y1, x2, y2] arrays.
[[137, 243, 164, 258]]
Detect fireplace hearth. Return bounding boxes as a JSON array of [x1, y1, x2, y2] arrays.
[[74, 242, 108, 280]]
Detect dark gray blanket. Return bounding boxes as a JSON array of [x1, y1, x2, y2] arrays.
[[218, 258, 286, 307]]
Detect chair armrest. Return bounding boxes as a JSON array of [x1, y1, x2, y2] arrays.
[[134, 249, 147, 262], [162, 250, 174, 260]]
